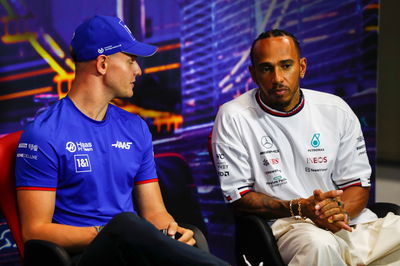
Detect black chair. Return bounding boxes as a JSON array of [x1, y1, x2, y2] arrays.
[[235, 214, 284, 266], [155, 153, 207, 235], [368, 202, 400, 218], [235, 202, 400, 266]]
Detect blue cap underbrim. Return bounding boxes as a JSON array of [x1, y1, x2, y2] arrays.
[[123, 41, 158, 57]]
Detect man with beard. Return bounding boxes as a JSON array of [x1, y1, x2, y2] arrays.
[[211, 29, 400, 265]]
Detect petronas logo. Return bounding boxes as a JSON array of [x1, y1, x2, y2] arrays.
[[311, 133, 320, 148]]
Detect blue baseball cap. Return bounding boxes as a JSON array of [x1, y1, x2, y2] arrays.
[[71, 15, 157, 62]]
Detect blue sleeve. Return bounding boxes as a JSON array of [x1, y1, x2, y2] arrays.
[[134, 119, 158, 185], [15, 124, 58, 191]]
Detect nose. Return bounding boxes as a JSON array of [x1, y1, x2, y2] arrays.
[[133, 61, 142, 76], [272, 67, 283, 83]]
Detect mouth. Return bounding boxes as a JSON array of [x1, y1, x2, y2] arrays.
[[274, 89, 287, 96], [270, 84, 289, 95], [270, 87, 289, 97]]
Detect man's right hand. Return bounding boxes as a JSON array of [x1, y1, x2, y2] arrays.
[[295, 190, 351, 233], [312, 189, 352, 232]]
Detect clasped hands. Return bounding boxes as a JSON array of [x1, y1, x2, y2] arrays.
[[300, 189, 352, 233]]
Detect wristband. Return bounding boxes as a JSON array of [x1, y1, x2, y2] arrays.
[[297, 199, 306, 220], [289, 199, 296, 217], [289, 199, 306, 220]]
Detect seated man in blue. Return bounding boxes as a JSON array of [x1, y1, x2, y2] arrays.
[[15, 15, 227, 266]]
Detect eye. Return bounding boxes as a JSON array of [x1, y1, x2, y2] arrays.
[[261, 66, 273, 72], [282, 63, 292, 69]]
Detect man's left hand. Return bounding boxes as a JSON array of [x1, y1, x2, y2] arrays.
[[166, 221, 196, 246], [313, 189, 352, 232]]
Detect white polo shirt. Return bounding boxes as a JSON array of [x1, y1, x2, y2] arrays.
[[211, 88, 377, 224]]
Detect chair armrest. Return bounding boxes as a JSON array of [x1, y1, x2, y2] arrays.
[[235, 214, 284, 266], [369, 202, 400, 217], [180, 223, 210, 252], [24, 239, 72, 266]]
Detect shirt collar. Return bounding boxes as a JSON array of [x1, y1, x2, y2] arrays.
[[255, 89, 305, 117]]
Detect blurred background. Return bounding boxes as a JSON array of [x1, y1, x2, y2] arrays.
[[0, 0, 398, 265]]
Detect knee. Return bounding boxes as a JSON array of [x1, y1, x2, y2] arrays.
[[278, 225, 346, 265], [301, 232, 341, 254], [112, 212, 139, 224], [106, 212, 143, 233], [106, 212, 158, 237]]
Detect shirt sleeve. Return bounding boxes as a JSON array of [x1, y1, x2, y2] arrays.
[[331, 106, 371, 189], [15, 125, 58, 191], [211, 108, 254, 203], [134, 119, 158, 185]]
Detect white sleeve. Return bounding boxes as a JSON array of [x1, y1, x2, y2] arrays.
[[211, 108, 254, 203], [332, 107, 371, 189]]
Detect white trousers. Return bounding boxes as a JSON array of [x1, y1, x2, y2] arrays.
[[271, 212, 400, 266]]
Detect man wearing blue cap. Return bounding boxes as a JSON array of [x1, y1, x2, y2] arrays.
[[15, 15, 228, 265]]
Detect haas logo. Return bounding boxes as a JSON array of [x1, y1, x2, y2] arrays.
[[112, 141, 132, 150], [66, 142, 77, 152]]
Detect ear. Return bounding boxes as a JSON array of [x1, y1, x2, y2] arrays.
[[299, 57, 307, 78], [96, 55, 108, 75]]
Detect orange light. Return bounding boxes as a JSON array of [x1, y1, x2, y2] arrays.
[[153, 115, 183, 132], [157, 43, 180, 52], [365, 26, 378, 32], [0, 86, 52, 101], [364, 4, 379, 10], [0, 68, 54, 82], [112, 100, 183, 133], [53, 73, 75, 99], [144, 63, 180, 74]]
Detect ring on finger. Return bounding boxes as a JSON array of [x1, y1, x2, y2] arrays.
[[331, 198, 343, 207]]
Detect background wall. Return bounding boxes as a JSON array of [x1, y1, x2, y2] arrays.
[[376, 0, 400, 164], [375, 0, 400, 206], [0, 0, 383, 265]]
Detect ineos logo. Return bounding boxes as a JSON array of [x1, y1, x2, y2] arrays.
[[98, 48, 104, 54], [306, 156, 328, 164], [66, 142, 76, 153]]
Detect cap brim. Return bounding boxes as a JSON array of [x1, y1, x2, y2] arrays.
[[123, 41, 158, 57]]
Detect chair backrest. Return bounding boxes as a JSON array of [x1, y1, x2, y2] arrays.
[[154, 153, 206, 234], [0, 131, 24, 258]]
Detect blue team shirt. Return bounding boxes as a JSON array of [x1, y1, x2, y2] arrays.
[[15, 96, 158, 226]]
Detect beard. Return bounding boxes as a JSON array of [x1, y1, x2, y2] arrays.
[[261, 85, 300, 112]]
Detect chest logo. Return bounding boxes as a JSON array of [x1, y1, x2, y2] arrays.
[[66, 141, 93, 152], [112, 141, 133, 150], [261, 136, 273, 149], [74, 154, 92, 173], [311, 133, 321, 148], [66, 142, 77, 152]]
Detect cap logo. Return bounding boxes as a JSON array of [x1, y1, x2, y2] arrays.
[[98, 48, 104, 54], [118, 20, 135, 41]]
